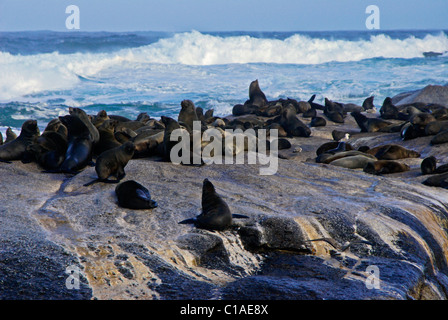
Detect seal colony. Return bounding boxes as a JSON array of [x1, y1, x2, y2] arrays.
[[1, 80, 448, 227]]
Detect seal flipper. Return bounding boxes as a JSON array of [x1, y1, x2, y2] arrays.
[[178, 218, 197, 225], [83, 178, 100, 187], [0, 159, 12, 164], [231, 214, 250, 219], [84, 178, 121, 187]]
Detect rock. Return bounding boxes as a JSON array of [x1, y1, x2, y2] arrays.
[[392, 85, 448, 107], [2, 91, 448, 300], [1, 144, 448, 300]]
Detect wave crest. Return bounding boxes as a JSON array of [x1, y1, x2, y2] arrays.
[[1, 31, 447, 101]]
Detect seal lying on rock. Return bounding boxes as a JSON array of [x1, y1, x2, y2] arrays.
[[422, 172, 448, 188], [351, 111, 392, 133], [279, 105, 311, 137], [366, 144, 421, 160], [179, 178, 249, 231], [115, 180, 158, 209], [329, 155, 376, 169], [363, 160, 410, 175]]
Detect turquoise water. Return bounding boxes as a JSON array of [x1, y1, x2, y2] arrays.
[[1, 30, 447, 135]]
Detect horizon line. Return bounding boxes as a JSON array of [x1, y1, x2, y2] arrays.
[[1, 28, 447, 34]]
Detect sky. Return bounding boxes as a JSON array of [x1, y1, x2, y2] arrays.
[[0, 0, 447, 32]]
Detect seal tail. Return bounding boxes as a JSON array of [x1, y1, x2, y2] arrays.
[[231, 214, 250, 219], [0, 159, 12, 164]]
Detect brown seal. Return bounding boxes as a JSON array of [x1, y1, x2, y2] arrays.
[[363, 160, 410, 175], [94, 120, 122, 156], [351, 111, 392, 132], [366, 144, 420, 160], [279, 105, 311, 137], [178, 99, 200, 133], [84, 141, 135, 186]]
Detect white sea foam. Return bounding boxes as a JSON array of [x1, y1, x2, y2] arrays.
[[1, 31, 447, 102]]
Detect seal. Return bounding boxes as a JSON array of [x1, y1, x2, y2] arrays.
[[268, 123, 288, 137], [367, 144, 420, 160], [232, 103, 257, 116], [431, 129, 448, 145], [25, 121, 68, 170], [316, 141, 353, 157], [132, 130, 164, 158], [114, 127, 137, 144], [329, 155, 376, 169], [84, 141, 135, 186], [279, 105, 311, 137], [114, 120, 147, 132], [410, 113, 436, 127], [310, 116, 326, 127], [350, 111, 392, 132], [0, 132, 3, 145], [160, 116, 182, 162], [69, 107, 100, 144], [332, 130, 350, 142], [317, 150, 376, 164], [57, 115, 94, 174], [363, 160, 410, 175], [302, 108, 317, 118], [5, 127, 17, 144], [422, 172, 448, 188], [435, 163, 448, 174], [362, 96, 375, 111], [178, 99, 200, 133], [92, 110, 110, 128], [400, 122, 420, 140], [0, 120, 40, 162], [248, 79, 268, 108], [136, 112, 151, 123], [308, 94, 325, 110], [421, 156, 437, 175], [425, 120, 448, 136], [204, 108, 214, 121], [178, 178, 249, 231], [115, 180, 158, 209], [44, 118, 68, 137], [323, 98, 345, 123], [379, 97, 399, 120], [95, 120, 122, 156]]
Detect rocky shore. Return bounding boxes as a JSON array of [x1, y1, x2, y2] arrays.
[[1, 83, 448, 300]]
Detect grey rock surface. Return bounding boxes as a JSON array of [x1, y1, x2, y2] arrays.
[[392, 85, 448, 107]]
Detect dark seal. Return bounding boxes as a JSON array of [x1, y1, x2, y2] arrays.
[[179, 178, 249, 231], [0, 120, 40, 162], [115, 180, 158, 209], [57, 115, 94, 174]]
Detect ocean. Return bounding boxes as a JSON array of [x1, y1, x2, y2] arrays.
[[1, 29, 448, 136]]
